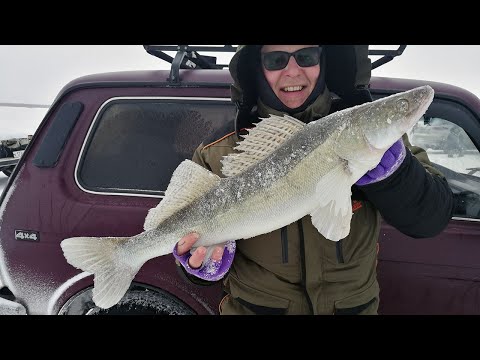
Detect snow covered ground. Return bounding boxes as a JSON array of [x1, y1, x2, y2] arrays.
[[0, 107, 46, 139], [429, 151, 480, 175]]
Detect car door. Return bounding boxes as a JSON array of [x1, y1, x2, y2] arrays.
[[374, 92, 480, 314]]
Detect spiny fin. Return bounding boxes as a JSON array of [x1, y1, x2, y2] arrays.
[[310, 162, 354, 242], [221, 114, 305, 177], [144, 160, 221, 231], [60, 236, 141, 309]]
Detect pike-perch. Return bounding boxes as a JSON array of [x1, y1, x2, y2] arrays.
[[61, 85, 434, 309]]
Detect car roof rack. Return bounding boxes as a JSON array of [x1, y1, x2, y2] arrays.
[[369, 45, 407, 70], [143, 45, 407, 83], [143, 45, 237, 83]]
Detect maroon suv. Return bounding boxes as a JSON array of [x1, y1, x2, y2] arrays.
[[1, 45, 479, 315]]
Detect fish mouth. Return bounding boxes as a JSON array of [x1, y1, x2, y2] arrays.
[[416, 85, 434, 115], [403, 85, 435, 131]]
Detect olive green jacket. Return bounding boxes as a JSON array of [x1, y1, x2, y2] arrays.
[[190, 127, 443, 315]]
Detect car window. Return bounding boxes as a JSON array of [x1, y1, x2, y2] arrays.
[[77, 98, 235, 196], [409, 117, 480, 220], [371, 91, 480, 221]]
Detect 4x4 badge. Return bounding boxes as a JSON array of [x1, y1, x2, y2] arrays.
[[15, 230, 39, 242]]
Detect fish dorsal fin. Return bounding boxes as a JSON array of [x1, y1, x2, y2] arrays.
[[221, 114, 305, 177], [143, 160, 220, 230]]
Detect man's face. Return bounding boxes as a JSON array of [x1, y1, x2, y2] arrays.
[[261, 45, 321, 109]]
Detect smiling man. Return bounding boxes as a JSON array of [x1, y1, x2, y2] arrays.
[[260, 45, 321, 110]]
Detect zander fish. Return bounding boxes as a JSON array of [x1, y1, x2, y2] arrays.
[[61, 85, 434, 309]]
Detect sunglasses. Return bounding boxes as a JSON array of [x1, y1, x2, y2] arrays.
[[261, 47, 322, 71]]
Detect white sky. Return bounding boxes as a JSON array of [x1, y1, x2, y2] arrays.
[[1, 45, 480, 139]]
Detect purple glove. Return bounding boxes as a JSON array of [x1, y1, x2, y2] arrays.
[[356, 139, 406, 186], [173, 241, 236, 282]]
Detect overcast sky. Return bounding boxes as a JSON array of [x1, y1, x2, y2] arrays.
[[1, 45, 480, 138]]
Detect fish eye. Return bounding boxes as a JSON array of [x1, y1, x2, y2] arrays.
[[396, 99, 409, 112]]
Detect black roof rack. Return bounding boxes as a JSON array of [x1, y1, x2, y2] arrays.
[[369, 45, 407, 70], [143, 45, 237, 83], [143, 45, 407, 83]]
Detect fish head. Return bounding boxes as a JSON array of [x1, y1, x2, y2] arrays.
[[334, 85, 434, 164], [359, 85, 434, 150]]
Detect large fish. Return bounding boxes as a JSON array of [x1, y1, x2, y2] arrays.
[[61, 85, 434, 309]]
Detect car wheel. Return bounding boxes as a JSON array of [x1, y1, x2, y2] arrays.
[[87, 290, 196, 315], [59, 286, 196, 315]]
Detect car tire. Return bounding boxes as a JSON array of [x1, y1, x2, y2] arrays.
[[87, 289, 196, 315], [59, 286, 196, 315]]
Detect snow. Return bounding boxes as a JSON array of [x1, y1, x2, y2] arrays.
[[429, 151, 480, 175], [0, 107, 46, 139]]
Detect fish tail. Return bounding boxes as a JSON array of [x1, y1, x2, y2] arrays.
[[60, 236, 142, 309]]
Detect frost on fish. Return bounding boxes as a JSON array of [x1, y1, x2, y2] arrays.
[[143, 160, 220, 231], [221, 114, 305, 177], [60, 85, 435, 309]]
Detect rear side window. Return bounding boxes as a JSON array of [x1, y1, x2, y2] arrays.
[[77, 98, 235, 196]]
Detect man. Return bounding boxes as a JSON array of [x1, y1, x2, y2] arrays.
[[173, 45, 454, 315]]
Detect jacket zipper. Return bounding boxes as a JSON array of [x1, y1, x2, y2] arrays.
[[336, 240, 345, 263], [281, 226, 288, 263], [297, 219, 314, 314]]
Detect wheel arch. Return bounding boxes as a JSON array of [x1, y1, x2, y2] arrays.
[[58, 282, 197, 315]]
